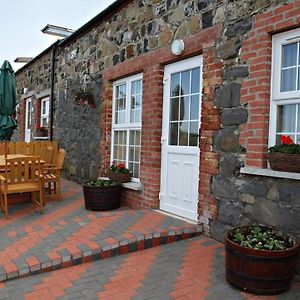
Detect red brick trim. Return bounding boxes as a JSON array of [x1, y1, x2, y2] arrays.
[[240, 1, 300, 168], [101, 25, 223, 221]]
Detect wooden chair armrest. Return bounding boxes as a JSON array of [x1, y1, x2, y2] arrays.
[[0, 175, 6, 182]]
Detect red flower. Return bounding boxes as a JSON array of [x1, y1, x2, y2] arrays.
[[281, 135, 294, 145], [117, 163, 125, 169]]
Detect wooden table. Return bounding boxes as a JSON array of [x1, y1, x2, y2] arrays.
[[0, 154, 27, 167]]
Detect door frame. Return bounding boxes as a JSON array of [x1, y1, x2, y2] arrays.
[[159, 56, 203, 221]]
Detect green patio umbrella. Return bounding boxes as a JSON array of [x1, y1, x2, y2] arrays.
[[0, 60, 17, 141]]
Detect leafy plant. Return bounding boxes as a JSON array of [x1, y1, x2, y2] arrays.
[[231, 226, 294, 250], [85, 179, 119, 187], [109, 161, 131, 174], [268, 135, 300, 154]]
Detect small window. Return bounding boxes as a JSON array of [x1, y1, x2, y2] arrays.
[[40, 97, 50, 128], [269, 29, 300, 146], [111, 74, 143, 180]]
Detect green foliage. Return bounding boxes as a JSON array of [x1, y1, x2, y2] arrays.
[[232, 226, 294, 250], [85, 179, 119, 187], [268, 144, 300, 154], [109, 162, 131, 174]]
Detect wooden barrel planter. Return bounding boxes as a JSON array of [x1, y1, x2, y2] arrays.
[[83, 184, 121, 211], [225, 226, 300, 295]]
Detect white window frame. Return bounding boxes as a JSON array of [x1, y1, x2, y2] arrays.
[[111, 73, 143, 182], [269, 28, 300, 147], [40, 97, 50, 128]]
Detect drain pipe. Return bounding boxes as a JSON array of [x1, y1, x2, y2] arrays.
[[49, 41, 59, 142]]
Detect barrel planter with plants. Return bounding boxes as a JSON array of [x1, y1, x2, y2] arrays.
[[83, 179, 121, 211], [225, 226, 300, 295]]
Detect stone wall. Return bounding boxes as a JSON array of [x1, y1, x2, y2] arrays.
[[14, 0, 300, 274]]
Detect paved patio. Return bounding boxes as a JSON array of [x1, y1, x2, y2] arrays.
[[0, 179, 201, 281], [0, 236, 299, 299]]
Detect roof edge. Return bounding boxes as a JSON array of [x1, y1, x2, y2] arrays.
[[58, 0, 132, 47]]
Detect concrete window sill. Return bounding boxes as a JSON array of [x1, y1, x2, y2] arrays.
[[240, 167, 300, 180], [99, 177, 143, 191]]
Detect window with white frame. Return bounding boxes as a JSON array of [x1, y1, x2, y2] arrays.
[[111, 74, 142, 180], [270, 28, 300, 146], [40, 97, 50, 127]]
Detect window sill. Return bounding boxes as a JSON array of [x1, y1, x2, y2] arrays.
[[240, 167, 300, 180], [33, 136, 50, 140], [122, 181, 143, 191], [99, 177, 143, 191]]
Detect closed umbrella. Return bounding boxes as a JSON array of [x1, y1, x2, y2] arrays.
[[0, 60, 17, 141]]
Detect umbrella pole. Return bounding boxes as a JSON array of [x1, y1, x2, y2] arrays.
[[4, 141, 7, 159]]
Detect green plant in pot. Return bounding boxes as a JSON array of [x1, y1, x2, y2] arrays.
[[225, 225, 300, 295], [82, 178, 121, 211], [268, 135, 300, 172], [108, 161, 132, 183]]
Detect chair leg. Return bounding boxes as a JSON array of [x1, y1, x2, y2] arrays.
[[3, 194, 8, 217], [39, 189, 44, 214], [31, 191, 36, 206]]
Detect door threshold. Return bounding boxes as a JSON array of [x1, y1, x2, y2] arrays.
[[154, 209, 198, 225]]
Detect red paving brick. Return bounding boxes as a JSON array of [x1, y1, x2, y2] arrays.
[[0, 237, 298, 299], [0, 179, 201, 281]]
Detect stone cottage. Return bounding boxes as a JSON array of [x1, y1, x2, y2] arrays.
[[15, 0, 300, 270]]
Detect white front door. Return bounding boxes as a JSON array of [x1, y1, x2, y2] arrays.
[[25, 98, 32, 142], [160, 56, 203, 221]]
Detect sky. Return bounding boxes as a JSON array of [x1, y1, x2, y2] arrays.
[[0, 0, 115, 71]]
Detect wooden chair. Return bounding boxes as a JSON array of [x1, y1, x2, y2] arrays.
[[43, 148, 66, 196], [0, 156, 45, 217]]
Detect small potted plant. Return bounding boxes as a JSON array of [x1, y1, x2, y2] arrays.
[[225, 225, 299, 295], [108, 161, 132, 183], [268, 135, 300, 172], [82, 178, 121, 211]]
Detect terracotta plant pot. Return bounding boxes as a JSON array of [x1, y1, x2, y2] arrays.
[[82, 184, 121, 211], [225, 226, 300, 295], [108, 170, 131, 183]]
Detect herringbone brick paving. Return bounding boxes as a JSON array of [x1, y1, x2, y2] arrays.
[[0, 236, 299, 299], [0, 180, 201, 281]]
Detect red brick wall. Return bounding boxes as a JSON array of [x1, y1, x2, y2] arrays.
[[240, 1, 300, 168], [102, 25, 222, 222]]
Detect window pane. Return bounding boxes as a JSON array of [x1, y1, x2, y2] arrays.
[[169, 122, 178, 145], [181, 70, 190, 95], [191, 68, 200, 94], [281, 68, 297, 92], [179, 121, 189, 146], [298, 105, 300, 132], [189, 121, 199, 146], [170, 98, 180, 121], [113, 131, 127, 162], [179, 96, 190, 122], [171, 73, 180, 97], [129, 130, 141, 179], [190, 95, 199, 120], [282, 43, 297, 68], [277, 104, 296, 132]]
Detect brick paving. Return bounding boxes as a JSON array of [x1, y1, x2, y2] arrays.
[[0, 236, 299, 299], [0, 179, 201, 281]]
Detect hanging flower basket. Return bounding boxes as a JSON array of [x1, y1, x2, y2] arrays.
[[268, 135, 300, 173], [74, 90, 96, 108], [268, 152, 300, 173], [108, 162, 132, 183]]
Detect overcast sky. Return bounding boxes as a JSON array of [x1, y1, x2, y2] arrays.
[[0, 0, 115, 71]]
